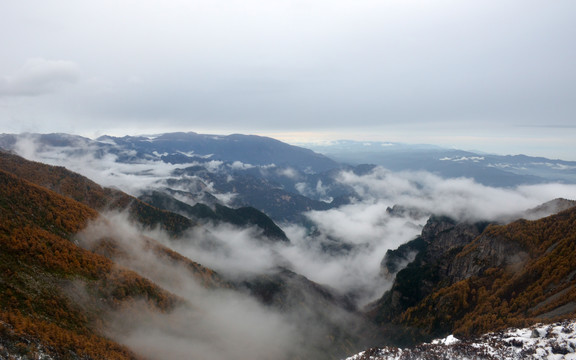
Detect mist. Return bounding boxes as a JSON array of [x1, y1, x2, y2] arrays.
[[336, 167, 576, 222], [76, 212, 305, 360]]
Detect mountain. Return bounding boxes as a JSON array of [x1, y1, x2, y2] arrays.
[[0, 132, 351, 222], [138, 190, 289, 242], [168, 165, 339, 222], [0, 150, 196, 237], [97, 132, 340, 172], [304, 140, 576, 187], [0, 167, 179, 359], [2, 132, 576, 359], [367, 201, 576, 346], [0, 132, 340, 172]]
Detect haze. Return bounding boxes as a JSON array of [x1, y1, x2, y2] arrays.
[[1, 1, 575, 159]]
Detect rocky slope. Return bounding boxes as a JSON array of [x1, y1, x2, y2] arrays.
[[345, 319, 576, 360], [0, 168, 177, 359], [368, 202, 576, 346]]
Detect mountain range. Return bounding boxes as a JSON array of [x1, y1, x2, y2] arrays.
[[1, 131, 576, 359], [304, 139, 576, 187]]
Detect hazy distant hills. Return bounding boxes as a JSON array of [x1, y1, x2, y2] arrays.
[[0, 132, 339, 172], [2, 133, 576, 191], [97, 132, 340, 172], [0, 132, 350, 222], [305, 140, 576, 186]]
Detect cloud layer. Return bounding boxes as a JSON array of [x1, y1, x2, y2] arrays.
[[337, 167, 576, 222], [76, 213, 302, 360]]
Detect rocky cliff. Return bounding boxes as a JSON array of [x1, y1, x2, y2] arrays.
[[368, 202, 576, 345]]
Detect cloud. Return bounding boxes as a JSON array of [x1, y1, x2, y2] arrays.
[[75, 211, 370, 360], [277, 167, 299, 179], [280, 213, 424, 305], [295, 180, 332, 202], [228, 160, 255, 170], [75, 212, 302, 360], [278, 166, 576, 305], [0, 58, 80, 97], [336, 167, 576, 222], [172, 223, 281, 280], [12, 135, 182, 196]]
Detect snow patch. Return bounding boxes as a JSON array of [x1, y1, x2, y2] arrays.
[[344, 319, 576, 360]]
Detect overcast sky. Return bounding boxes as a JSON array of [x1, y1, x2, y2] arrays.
[[1, 1, 575, 159]]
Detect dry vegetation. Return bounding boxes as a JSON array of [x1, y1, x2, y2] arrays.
[[398, 207, 576, 339], [0, 167, 179, 358]]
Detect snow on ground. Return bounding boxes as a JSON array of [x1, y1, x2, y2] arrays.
[[345, 319, 576, 360]]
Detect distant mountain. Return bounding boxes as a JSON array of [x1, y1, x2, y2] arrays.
[[97, 132, 340, 172], [304, 140, 576, 187], [0, 132, 340, 172], [0, 132, 350, 222]]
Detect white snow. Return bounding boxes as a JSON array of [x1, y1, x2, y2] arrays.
[[432, 334, 459, 345], [344, 319, 576, 360]]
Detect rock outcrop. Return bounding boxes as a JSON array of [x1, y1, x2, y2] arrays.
[[368, 201, 576, 345]]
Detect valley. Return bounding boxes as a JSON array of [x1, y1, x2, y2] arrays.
[[1, 132, 576, 359]]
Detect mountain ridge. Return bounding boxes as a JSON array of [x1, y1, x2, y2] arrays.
[[367, 202, 576, 346]]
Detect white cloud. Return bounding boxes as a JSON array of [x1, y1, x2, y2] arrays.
[[281, 212, 424, 305], [12, 135, 179, 196], [75, 212, 301, 360], [336, 166, 576, 222], [277, 167, 299, 179], [228, 160, 255, 170]]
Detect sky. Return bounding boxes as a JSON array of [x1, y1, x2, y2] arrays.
[[1, 0, 575, 159]]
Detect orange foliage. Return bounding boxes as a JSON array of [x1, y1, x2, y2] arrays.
[[0, 151, 195, 236], [0, 310, 140, 360], [0, 166, 180, 358], [397, 207, 576, 339]]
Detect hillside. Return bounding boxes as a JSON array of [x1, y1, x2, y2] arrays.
[[368, 203, 576, 345], [3, 134, 576, 359], [0, 169, 178, 359], [138, 190, 289, 242], [0, 150, 195, 237]]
